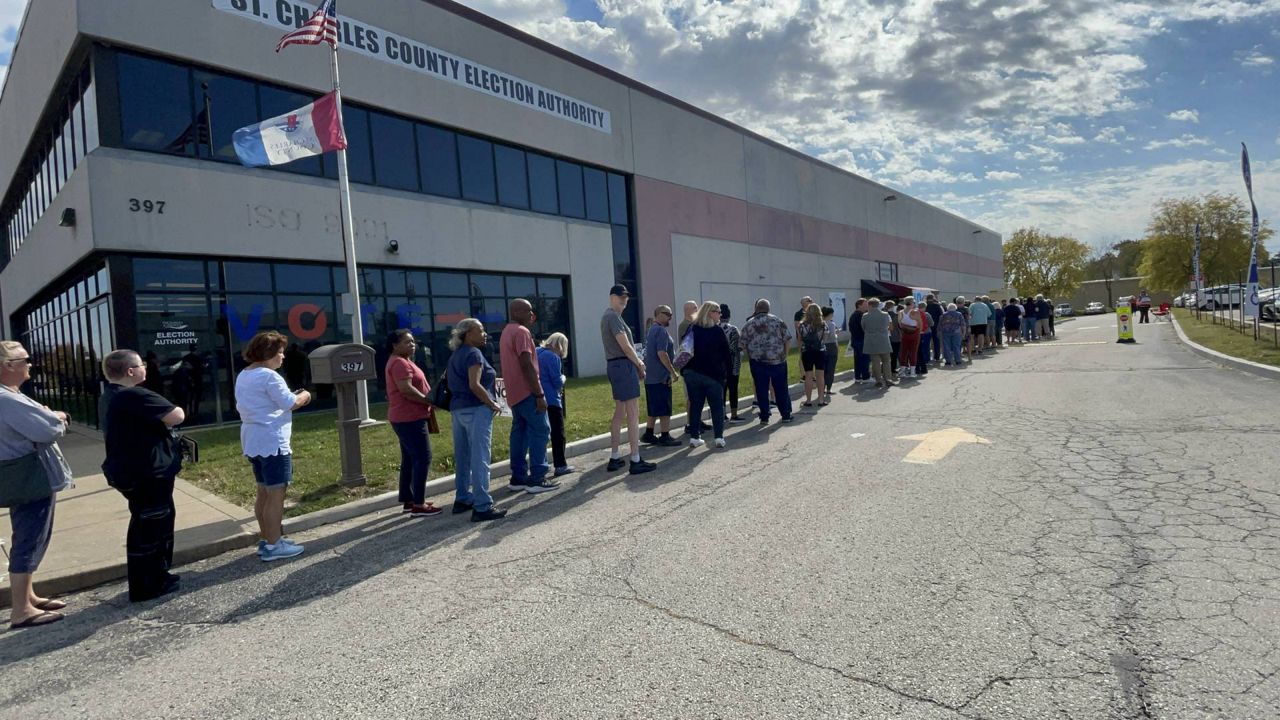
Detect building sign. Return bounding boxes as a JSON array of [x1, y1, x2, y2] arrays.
[[212, 0, 612, 133], [154, 320, 199, 347]]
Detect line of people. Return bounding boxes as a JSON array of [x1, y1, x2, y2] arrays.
[[2, 285, 1061, 628]]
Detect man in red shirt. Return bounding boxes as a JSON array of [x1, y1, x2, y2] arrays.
[[500, 299, 559, 494]]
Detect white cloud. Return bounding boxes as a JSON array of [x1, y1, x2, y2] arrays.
[[987, 157, 1278, 243], [1094, 125, 1129, 143], [1167, 109, 1199, 123], [1144, 134, 1212, 150], [1238, 46, 1276, 70], [986, 170, 1022, 181]]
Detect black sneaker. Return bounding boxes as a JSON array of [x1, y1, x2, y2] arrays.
[[657, 434, 683, 447], [471, 508, 508, 522], [452, 501, 474, 515], [524, 480, 561, 494], [507, 479, 530, 493], [759, 416, 770, 425], [606, 457, 627, 472], [780, 416, 794, 423], [629, 459, 657, 475], [640, 430, 659, 445]]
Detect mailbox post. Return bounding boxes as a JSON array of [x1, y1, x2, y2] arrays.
[[308, 344, 378, 487]]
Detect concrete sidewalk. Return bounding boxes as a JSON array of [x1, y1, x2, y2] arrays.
[[1, 432, 257, 605]]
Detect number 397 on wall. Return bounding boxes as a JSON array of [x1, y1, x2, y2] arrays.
[[128, 199, 166, 214]]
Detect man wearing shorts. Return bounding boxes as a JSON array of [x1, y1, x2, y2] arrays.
[[601, 285, 657, 475], [641, 305, 682, 447], [967, 295, 991, 355]]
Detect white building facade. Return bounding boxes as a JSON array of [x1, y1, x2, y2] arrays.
[[0, 0, 1002, 426]]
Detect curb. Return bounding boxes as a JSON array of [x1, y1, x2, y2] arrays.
[[1169, 314, 1280, 381], [285, 370, 851, 534], [24, 369, 852, 598]]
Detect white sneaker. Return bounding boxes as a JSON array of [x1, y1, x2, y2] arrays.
[[688, 437, 705, 448], [714, 438, 726, 448]]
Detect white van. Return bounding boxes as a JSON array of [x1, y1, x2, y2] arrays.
[[1196, 284, 1248, 310]]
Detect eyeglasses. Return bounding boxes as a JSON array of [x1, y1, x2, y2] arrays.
[[5, 357, 33, 365], [131, 364, 146, 369]]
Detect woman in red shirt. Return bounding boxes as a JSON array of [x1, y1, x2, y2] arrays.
[[386, 330, 442, 517]]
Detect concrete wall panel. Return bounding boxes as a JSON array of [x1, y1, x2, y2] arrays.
[[0, 0, 77, 186], [629, 90, 747, 200], [0, 165, 95, 321]]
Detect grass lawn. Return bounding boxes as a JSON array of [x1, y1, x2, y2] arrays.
[[182, 348, 857, 516], [1173, 308, 1280, 368]]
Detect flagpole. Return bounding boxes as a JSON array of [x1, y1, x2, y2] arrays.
[[329, 41, 372, 423]]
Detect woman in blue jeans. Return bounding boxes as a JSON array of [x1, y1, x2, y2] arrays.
[[446, 319, 507, 522], [385, 329, 441, 518], [683, 301, 733, 448]]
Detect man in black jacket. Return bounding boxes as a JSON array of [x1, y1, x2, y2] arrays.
[[98, 349, 186, 602], [848, 298, 870, 383]]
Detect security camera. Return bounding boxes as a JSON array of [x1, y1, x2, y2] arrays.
[[387, 239, 399, 254]]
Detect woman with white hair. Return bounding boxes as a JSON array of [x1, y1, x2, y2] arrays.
[[0, 340, 74, 629], [537, 332, 573, 477], [447, 319, 506, 522]]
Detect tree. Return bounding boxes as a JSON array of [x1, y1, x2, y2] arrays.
[[1137, 193, 1273, 294], [1087, 243, 1118, 307], [1003, 228, 1090, 299]]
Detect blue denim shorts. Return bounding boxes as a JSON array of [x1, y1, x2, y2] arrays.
[[607, 358, 641, 401], [249, 453, 293, 488]]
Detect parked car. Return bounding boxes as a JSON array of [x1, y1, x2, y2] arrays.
[[1173, 294, 1186, 308], [1262, 300, 1280, 323], [1055, 303, 1073, 317], [1084, 302, 1106, 314], [1258, 287, 1280, 304]]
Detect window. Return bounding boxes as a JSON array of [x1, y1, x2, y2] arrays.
[[431, 272, 468, 296], [583, 167, 610, 223], [193, 70, 259, 163], [457, 136, 496, 204], [506, 276, 536, 298], [876, 261, 899, 282], [556, 161, 585, 218], [117, 53, 194, 154], [274, 263, 333, 294], [369, 111, 418, 191], [224, 262, 273, 292], [469, 274, 505, 298], [258, 86, 322, 176], [494, 144, 529, 209], [611, 226, 634, 284], [417, 124, 460, 198], [528, 153, 558, 215], [133, 258, 207, 292], [608, 173, 628, 225]]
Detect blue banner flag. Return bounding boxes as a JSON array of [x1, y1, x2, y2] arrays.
[[1243, 144, 1261, 318]]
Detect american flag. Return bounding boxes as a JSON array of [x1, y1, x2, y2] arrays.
[[275, 0, 339, 52]]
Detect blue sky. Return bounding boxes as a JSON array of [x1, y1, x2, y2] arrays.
[[1, 0, 1276, 247]]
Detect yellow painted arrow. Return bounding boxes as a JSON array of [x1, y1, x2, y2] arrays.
[[895, 427, 992, 464]]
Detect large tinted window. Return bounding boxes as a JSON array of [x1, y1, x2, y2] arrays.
[[274, 263, 333, 294], [556, 160, 585, 218], [494, 145, 529, 209], [417, 125, 459, 198], [134, 258, 206, 292], [457, 136, 496, 204], [259, 86, 322, 176], [608, 173, 629, 225], [369, 111, 418, 191], [528, 153, 558, 214], [117, 54, 192, 154], [583, 167, 610, 223], [193, 70, 258, 163]]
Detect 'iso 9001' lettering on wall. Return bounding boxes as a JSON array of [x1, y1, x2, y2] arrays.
[[212, 0, 612, 133]]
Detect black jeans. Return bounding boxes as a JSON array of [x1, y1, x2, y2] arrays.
[[547, 405, 568, 469], [723, 373, 740, 414], [890, 341, 901, 373], [1139, 307, 1149, 323], [685, 370, 726, 439], [823, 348, 838, 391], [392, 419, 432, 505], [118, 476, 176, 601]]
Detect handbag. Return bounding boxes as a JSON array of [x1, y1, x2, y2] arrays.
[[672, 331, 695, 371], [0, 451, 53, 508], [431, 373, 452, 412]]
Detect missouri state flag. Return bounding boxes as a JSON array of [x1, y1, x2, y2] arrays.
[[233, 91, 347, 167]]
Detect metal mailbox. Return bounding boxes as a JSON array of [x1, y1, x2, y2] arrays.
[[307, 343, 377, 487], [308, 344, 377, 384]]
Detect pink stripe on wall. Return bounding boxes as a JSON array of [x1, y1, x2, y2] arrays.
[[634, 176, 1000, 308]]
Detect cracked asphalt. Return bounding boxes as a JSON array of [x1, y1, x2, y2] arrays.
[[3, 316, 1278, 719]]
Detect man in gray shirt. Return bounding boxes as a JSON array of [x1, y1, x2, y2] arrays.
[[641, 305, 682, 447], [601, 285, 656, 475]]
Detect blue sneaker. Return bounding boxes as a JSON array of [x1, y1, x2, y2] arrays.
[[257, 540, 267, 555], [260, 542, 305, 562]]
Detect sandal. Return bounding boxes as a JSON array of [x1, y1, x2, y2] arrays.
[[10, 611, 64, 629], [34, 599, 67, 611]]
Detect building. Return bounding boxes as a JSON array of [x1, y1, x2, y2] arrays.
[[1068, 278, 1174, 311], [0, 0, 1003, 427]]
